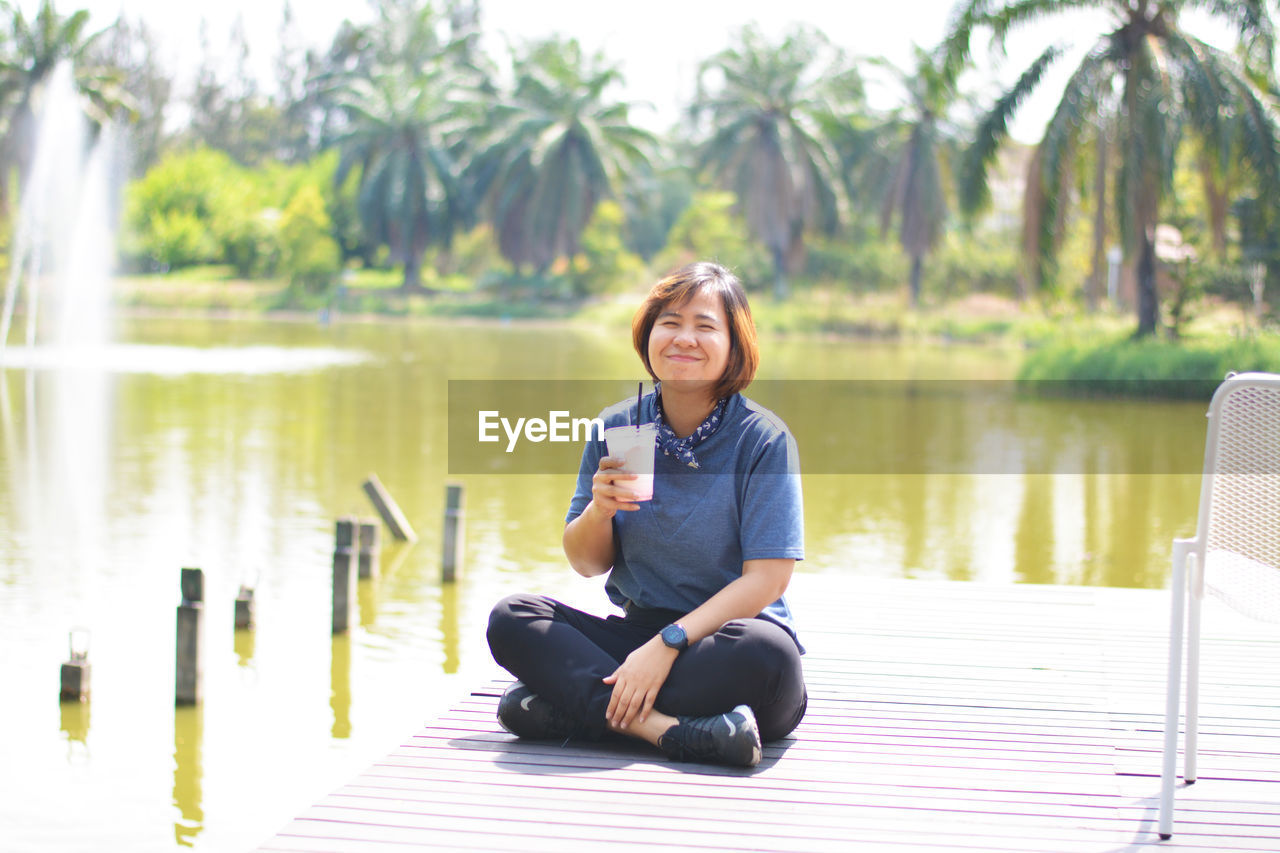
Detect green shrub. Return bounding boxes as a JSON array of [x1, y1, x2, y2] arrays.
[[430, 223, 508, 282], [652, 192, 771, 287], [215, 202, 279, 279], [278, 185, 342, 296], [573, 200, 647, 296], [132, 209, 217, 270], [121, 148, 241, 270], [923, 232, 1021, 299], [1017, 336, 1280, 398], [804, 238, 908, 294], [121, 148, 342, 278]]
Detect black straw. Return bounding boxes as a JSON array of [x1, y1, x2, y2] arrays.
[[635, 381, 642, 429]]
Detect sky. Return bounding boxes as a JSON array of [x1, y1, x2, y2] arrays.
[[38, 0, 1237, 143]]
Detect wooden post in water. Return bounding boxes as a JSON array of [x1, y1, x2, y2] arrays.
[[362, 474, 417, 542], [234, 585, 255, 630], [175, 568, 204, 706], [59, 629, 91, 702], [60, 659, 90, 702], [357, 519, 381, 581], [332, 518, 356, 634], [442, 483, 465, 584]]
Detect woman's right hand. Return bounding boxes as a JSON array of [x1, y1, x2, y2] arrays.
[[564, 455, 634, 577], [589, 455, 642, 518]]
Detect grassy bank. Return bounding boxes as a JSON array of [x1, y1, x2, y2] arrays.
[[111, 269, 1132, 345], [111, 269, 1280, 401], [113, 269, 596, 321], [1017, 335, 1280, 398]]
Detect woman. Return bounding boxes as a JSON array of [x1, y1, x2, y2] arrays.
[[486, 261, 805, 767]]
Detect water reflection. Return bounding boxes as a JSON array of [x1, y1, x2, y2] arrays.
[[753, 381, 1206, 475], [330, 634, 352, 739], [1015, 475, 1055, 585], [234, 627, 256, 667], [358, 576, 380, 628], [796, 469, 1200, 585], [59, 699, 90, 762], [441, 581, 460, 674], [173, 705, 203, 847], [0, 317, 1219, 853], [381, 541, 416, 579], [0, 342, 368, 374]]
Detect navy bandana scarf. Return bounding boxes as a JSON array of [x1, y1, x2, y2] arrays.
[[652, 385, 727, 469]]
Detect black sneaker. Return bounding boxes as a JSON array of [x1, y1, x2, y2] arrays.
[[496, 682, 581, 741], [657, 704, 762, 767]]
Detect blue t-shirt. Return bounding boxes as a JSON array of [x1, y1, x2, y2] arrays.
[[566, 391, 805, 645]]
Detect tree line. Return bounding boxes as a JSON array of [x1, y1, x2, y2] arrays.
[[2, 0, 1278, 337]]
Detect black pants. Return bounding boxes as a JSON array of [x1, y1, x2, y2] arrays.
[[486, 593, 807, 741]]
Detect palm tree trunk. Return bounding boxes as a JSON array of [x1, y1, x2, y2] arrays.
[[909, 254, 923, 307], [1086, 125, 1108, 313], [1135, 227, 1160, 337], [401, 252, 425, 293], [772, 245, 788, 300], [1122, 54, 1161, 336], [1199, 155, 1229, 260]]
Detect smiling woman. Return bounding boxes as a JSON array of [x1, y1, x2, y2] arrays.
[[648, 290, 731, 386], [486, 261, 807, 768], [633, 262, 760, 410]]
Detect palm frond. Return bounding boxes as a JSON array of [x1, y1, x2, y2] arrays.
[[939, 0, 997, 87], [959, 43, 1063, 217], [986, 0, 1114, 50], [1180, 0, 1276, 69], [1028, 41, 1115, 288]]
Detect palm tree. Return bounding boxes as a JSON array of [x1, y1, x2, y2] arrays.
[[470, 37, 654, 276], [330, 69, 473, 292], [948, 0, 1280, 337], [0, 0, 130, 210], [325, 1, 485, 292], [868, 47, 960, 307], [689, 25, 853, 299]]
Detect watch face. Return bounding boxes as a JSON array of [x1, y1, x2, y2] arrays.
[[661, 624, 687, 649]]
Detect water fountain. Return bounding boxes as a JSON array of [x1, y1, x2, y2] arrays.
[[0, 61, 115, 362], [0, 61, 117, 671]]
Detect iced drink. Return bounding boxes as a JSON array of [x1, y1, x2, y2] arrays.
[[604, 423, 657, 501]]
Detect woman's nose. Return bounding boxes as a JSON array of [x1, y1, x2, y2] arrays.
[[673, 326, 697, 346]]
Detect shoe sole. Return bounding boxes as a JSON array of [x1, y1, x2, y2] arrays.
[[729, 704, 763, 767]]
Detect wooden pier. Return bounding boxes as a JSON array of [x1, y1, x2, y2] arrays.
[[258, 575, 1279, 852]]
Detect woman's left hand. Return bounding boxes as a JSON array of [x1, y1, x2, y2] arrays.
[[602, 637, 678, 730]]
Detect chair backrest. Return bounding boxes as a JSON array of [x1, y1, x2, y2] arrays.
[[1196, 373, 1280, 622]]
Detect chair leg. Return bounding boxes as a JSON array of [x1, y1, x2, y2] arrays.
[[1185, 557, 1203, 785], [1158, 541, 1191, 840]]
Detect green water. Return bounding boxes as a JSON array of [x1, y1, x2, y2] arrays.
[[0, 316, 1205, 851]]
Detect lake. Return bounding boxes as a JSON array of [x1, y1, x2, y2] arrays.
[[0, 314, 1207, 851]]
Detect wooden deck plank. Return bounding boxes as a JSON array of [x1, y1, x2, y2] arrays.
[[257, 577, 1280, 852], [339, 770, 1280, 828]]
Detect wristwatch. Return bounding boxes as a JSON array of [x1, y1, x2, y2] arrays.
[[659, 622, 689, 652]]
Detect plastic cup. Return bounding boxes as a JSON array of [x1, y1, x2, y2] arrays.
[[604, 423, 657, 501]]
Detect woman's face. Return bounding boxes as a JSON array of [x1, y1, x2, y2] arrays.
[[647, 288, 731, 394]]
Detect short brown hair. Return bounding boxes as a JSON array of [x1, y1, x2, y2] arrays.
[[631, 262, 760, 401]]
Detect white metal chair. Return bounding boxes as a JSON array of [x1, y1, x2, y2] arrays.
[[1159, 372, 1280, 839]]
